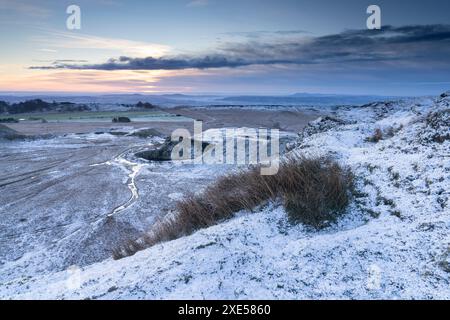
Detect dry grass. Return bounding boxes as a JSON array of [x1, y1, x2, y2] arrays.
[[279, 157, 353, 226], [112, 156, 353, 259], [365, 128, 383, 143], [365, 125, 404, 144]]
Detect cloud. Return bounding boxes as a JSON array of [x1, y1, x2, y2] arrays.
[[30, 25, 450, 71], [222, 30, 310, 39], [53, 59, 89, 63], [31, 30, 171, 58], [0, 0, 51, 18], [30, 55, 291, 71], [38, 48, 58, 53], [187, 0, 209, 7]]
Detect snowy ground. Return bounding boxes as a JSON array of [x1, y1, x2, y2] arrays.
[[0, 93, 449, 299], [0, 132, 231, 283]]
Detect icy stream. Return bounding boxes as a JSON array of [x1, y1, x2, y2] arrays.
[[90, 144, 151, 217]]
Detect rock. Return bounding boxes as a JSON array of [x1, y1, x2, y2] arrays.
[[112, 117, 131, 123], [109, 131, 127, 136], [438, 249, 450, 273], [418, 109, 450, 144], [128, 128, 162, 138], [136, 137, 209, 161], [107, 286, 118, 293], [299, 116, 355, 141]]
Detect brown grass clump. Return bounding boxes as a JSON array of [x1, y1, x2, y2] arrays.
[[365, 128, 383, 143], [112, 156, 353, 259], [279, 157, 353, 226]]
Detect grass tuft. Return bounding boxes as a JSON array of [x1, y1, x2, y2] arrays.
[[113, 156, 353, 259]]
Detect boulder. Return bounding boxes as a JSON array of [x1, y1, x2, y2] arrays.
[[112, 116, 131, 123], [136, 137, 209, 161], [128, 128, 162, 138]]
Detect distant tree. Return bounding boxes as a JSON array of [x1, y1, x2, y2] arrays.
[[9, 99, 52, 114], [136, 101, 155, 109], [0, 101, 8, 114], [0, 117, 19, 123]]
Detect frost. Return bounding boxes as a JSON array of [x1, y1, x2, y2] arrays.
[[1, 93, 449, 299]]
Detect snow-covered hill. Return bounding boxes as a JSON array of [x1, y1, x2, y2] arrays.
[[1, 93, 449, 299]]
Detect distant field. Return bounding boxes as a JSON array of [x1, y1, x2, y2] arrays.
[[6, 111, 192, 123]]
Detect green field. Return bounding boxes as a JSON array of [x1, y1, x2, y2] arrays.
[[7, 110, 192, 123]]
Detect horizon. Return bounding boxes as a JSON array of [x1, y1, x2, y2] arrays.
[[0, 90, 408, 97]]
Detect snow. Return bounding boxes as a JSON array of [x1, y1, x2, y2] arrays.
[[0, 94, 449, 299]]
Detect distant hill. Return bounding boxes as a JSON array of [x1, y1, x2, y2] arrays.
[[218, 93, 397, 106], [0, 99, 156, 114], [0, 92, 407, 110]]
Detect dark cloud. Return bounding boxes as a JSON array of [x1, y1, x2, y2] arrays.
[[222, 30, 310, 38], [30, 55, 291, 70], [30, 24, 450, 71]]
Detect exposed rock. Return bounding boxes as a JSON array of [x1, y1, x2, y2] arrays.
[[361, 101, 407, 120], [112, 117, 131, 123], [299, 116, 354, 140], [418, 109, 450, 144], [438, 248, 450, 273], [136, 137, 209, 161], [109, 131, 128, 136], [128, 128, 162, 138]]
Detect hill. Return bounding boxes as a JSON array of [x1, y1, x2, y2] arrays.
[[1, 92, 448, 299]]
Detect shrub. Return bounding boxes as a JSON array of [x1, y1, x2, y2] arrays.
[[112, 156, 353, 259]]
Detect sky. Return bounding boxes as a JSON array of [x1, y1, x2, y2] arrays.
[[0, 0, 449, 96]]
